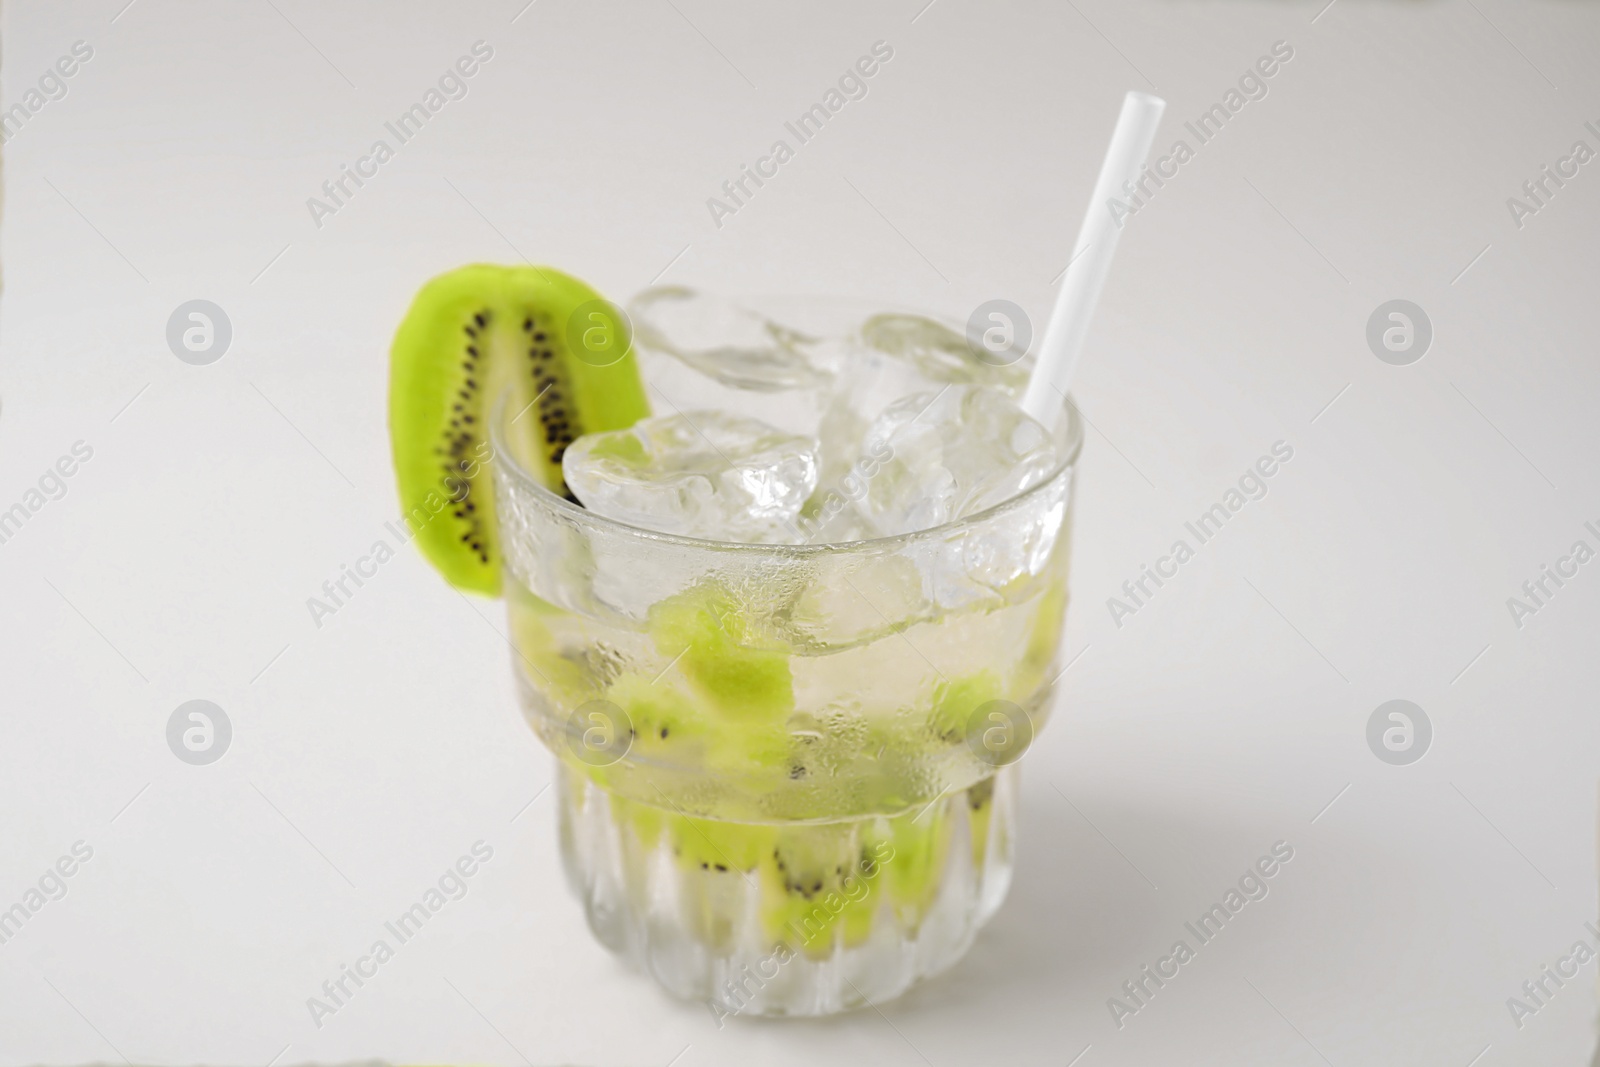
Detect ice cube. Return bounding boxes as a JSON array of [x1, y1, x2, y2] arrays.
[[852, 385, 1061, 537], [629, 286, 837, 392], [807, 314, 1025, 523], [860, 313, 1030, 393], [807, 339, 927, 512], [563, 412, 820, 543]]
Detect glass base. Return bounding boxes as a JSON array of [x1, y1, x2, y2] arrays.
[[555, 762, 1019, 1018]]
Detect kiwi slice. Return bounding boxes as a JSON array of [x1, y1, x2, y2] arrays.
[[645, 581, 794, 721], [388, 264, 650, 594], [928, 670, 1003, 745], [601, 792, 973, 950]]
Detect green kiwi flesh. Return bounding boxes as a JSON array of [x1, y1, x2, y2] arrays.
[[388, 264, 650, 595], [588, 780, 988, 953]]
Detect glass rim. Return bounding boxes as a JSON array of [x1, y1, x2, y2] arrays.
[[489, 385, 1083, 554]]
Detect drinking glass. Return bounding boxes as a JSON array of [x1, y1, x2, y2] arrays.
[[490, 304, 1082, 1017]]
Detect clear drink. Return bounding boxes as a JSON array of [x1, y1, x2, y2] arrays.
[[490, 297, 1082, 1016]]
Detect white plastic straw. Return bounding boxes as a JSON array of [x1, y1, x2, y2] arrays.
[[1021, 91, 1166, 429]]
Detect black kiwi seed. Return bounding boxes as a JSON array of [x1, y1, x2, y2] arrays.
[[714, 863, 727, 872], [473, 312, 487, 328], [659, 726, 669, 739]]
